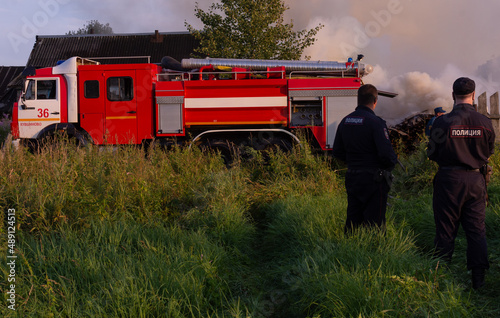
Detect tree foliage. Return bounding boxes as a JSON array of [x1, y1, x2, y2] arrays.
[[66, 20, 113, 35], [185, 0, 323, 60]]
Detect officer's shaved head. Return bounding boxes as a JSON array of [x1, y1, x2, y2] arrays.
[[452, 77, 476, 104], [453, 77, 475, 96], [358, 84, 378, 106]]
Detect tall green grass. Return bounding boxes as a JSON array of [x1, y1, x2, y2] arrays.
[[9, 221, 247, 317], [0, 115, 10, 148], [257, 195, 471, 317], [1, 137, 499, 317]]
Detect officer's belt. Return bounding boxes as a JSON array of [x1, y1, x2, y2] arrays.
[[347, 169, 379, 174], [439, 166, 480, 172]]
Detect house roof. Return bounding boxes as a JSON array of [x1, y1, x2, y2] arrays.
[[26, 31, 199, 67], [0, 66, 24, 98], [0, 66, 24, 114]]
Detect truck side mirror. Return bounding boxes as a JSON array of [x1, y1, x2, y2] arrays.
[[20, 92, 35, 110], [20, 93, 29, 109]]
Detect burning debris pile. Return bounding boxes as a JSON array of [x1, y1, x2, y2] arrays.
[[388, 113, 433, 153]]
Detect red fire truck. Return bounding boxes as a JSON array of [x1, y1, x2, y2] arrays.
[[10, 56, 375, 156]]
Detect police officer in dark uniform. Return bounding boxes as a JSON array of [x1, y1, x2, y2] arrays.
[[333, 84, 398, 232], [427, 77, 495, 289]]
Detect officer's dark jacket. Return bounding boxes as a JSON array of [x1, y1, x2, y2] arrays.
[[332, 105, 397, 170], [427, 103, 495, 169]]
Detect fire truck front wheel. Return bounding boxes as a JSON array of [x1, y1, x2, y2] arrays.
[[34, 124, 92, 152]]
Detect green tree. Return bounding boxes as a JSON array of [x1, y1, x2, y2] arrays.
[[66, 20, 113, 35], [185, 0, 323, 60]]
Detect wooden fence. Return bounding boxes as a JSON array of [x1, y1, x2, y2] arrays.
[[477, 92, 500, 141]]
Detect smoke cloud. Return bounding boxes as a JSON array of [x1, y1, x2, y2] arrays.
[[285, 0, 500, 123], [365, 66, 453, 125]]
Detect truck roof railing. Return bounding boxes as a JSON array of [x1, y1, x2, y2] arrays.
[[157, 69, 287, 82], [156, 68, 363, 82]]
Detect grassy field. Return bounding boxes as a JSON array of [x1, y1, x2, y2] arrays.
[[1, 130, 499, 317]]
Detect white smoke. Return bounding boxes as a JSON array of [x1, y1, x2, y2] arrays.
[[365, 66, 453, 125], [474, 57, 500, 98], [293, 1, 500, 125], [302, 16, 363, 61], [365, 62, 500, 126]]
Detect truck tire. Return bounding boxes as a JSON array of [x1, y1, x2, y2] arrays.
[[257, 133, 293, 153], [32, 125, 91, 153], [202, 139, 240, 167]]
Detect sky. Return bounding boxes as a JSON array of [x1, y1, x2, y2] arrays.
[[2, 0, 500, 123]]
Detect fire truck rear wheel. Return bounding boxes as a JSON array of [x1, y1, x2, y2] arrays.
[[202, 140, 240, 167], [260, 137, 292, 153]]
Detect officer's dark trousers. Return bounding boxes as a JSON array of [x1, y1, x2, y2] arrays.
[[433, 169, 489, 270], [345, 170, 389, 232]]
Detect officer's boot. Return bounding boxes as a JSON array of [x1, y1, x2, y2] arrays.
[[471, 269, 485, 290]]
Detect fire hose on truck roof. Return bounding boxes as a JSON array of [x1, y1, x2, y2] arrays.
[[161, 56, 373, 78], [180, 57, 373, 77]]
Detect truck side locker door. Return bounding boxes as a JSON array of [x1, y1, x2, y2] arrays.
[[326, 96, 357, 148], [79, 71, 105, 144], [104, 70, 138, 144]]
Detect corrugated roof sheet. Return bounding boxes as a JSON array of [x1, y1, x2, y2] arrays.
[[0, 66, 24, 114], [26, 31, 200, 67], [0, 66, 24, 98]]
